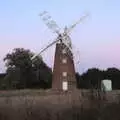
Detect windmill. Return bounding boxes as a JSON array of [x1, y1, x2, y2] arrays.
[[31, 11, 89, 91]]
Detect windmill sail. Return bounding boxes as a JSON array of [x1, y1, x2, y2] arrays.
[[39, 11, 61, 34], [31, 39, 60, 61], [66, 13, 89, 34]]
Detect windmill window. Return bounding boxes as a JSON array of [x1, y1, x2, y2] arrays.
[[62, 49, 66, 54], [62, 58, 67, 64], [62, 72, 67, 77]]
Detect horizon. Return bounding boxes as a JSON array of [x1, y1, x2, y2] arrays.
[[0, 0, 120, 74]]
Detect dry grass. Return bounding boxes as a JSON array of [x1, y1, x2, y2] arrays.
[[0, 89, 120, 120]]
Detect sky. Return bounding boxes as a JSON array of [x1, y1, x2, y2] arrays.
[[0, 0, 120, 74]]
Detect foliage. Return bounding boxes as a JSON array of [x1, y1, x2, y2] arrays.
[[105, 68, 120, 89], [32, 57, 52, 89], [76, 67, 120, 90], [0, 73, 6, 89], [2, 48, 52, 90]]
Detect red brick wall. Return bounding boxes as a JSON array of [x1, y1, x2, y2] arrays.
[[52, 43, 76, 91]]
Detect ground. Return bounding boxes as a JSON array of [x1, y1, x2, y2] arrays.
[[0, 89, 120, 120]]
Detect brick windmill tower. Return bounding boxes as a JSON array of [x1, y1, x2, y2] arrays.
[[31, 11, 89, 91], [52, 34, 76, 91]]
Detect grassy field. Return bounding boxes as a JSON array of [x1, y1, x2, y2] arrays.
[[0, 89, 120, 120]]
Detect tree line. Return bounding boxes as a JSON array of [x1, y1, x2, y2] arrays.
[[0, 48, 120, 90], [76, 67, 120, 90], [0, 48, 52, 90]]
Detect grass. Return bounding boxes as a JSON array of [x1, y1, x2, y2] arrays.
[[0, 89, 120, 120]]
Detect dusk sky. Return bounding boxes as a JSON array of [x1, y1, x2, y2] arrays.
[[0, 0, 120, 74]]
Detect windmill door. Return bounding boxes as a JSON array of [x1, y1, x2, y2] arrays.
[[62, 81, 68, 91]]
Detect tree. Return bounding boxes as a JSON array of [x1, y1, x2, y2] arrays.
[[105, 68, 120, 89], [0, 73, 6, 89], [3, 48, 52, 89], [77, 68, 104, 89], [3, 48, 34, 89], [76, 67, 120, 90], [32, 56, 52, 89], [75, 72, 81, 88]]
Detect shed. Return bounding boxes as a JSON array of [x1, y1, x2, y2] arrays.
[[101, 79, 112, 91]]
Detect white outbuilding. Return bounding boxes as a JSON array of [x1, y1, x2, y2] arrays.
[[101, 79, 112, 91]]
